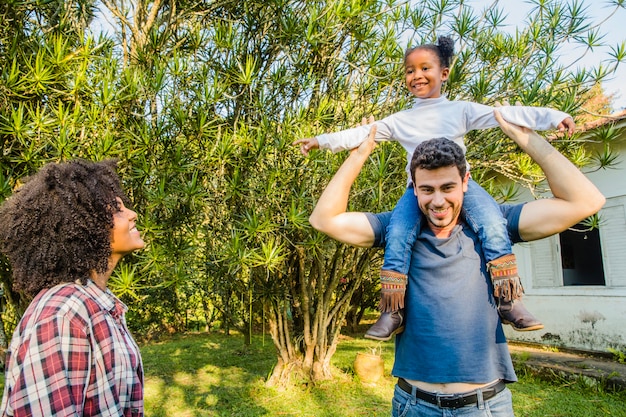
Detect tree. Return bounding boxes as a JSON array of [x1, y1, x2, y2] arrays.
[[575, 82, 616, 125]]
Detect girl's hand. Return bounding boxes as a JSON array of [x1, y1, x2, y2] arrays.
[[293, 137, 320, 155], [558, 117, 576, 136]]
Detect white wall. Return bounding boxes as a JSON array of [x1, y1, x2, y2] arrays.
[[507, 240, 626, 351], [504, 122, 626, 352]]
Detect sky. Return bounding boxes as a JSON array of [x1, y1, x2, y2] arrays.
[[467, 0, 626, 112], [93, 1, 626, 112]]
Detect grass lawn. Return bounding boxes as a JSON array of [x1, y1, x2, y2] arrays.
[[139, 332, 395, 416], [2, 332, 626, 416]]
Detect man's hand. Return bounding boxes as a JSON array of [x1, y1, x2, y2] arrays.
[[350, 116, 377, 157], [308, 116, 379, 248], [493, 109, 534, 148]]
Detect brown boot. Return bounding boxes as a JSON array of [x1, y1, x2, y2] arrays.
[[365, 310, 405, 341], [364, 270, 407, 341], [488, 254, 544, 332], [498, 299, 544, 331]]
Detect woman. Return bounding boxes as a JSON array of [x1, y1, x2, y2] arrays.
[[0, 159, 145, 417]]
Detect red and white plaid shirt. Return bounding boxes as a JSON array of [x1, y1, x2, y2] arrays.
[[1, 280, 144, 416]]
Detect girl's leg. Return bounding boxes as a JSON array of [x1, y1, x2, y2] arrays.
[[463, 180, 512, 260], [464, 179, 543, 331], [365, 186, 420, 341]]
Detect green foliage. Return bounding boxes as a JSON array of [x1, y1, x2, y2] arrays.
[[608, 347, 626, 364]]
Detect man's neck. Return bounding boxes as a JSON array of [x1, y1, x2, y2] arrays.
[[426, 219, 459, 239]]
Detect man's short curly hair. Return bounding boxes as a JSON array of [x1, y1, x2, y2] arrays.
[[0, 159, 126, 297], [410, 138, 467, 185]]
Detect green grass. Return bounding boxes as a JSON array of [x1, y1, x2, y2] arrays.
[[140, 333, 395, 416], [511, 378, 625, 416], [2, 332, 626, 416]]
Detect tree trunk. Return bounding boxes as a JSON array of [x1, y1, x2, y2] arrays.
[[265, 244, 379, 386]]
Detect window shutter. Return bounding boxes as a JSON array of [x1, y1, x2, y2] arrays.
[[600, 203, 626, 287], [530, 235, 561, 288]]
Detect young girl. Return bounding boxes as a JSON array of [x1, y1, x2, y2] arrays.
[[295, 36, 575, 341]]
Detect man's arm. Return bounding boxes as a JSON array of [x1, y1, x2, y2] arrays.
[[308, 126, 378, 248], [494, 110, 605, 242]]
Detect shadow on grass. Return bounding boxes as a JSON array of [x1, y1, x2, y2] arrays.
[[0, 330, 395, 416], [138, 328, 626, 417], [141, 332, 276, 416], [141, 331, 396, 416]]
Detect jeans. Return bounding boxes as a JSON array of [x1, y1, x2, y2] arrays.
[[391, 384, 515, 417], [382, 180, 512, 275]]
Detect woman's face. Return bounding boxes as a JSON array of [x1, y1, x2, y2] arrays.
[[110, 197, 145, 258]]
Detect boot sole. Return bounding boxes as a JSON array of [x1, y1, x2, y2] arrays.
[[502, 321, 545, 332], [364, 326, 405, 342]]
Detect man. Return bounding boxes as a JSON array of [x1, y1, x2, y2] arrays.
[[309, 110, 605, 416]]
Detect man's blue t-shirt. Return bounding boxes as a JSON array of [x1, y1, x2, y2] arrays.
[[366, 204, 524, 383], [367, 204, 524, 248]]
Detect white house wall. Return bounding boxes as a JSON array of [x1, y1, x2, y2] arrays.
[[504, 125, 626, 353]]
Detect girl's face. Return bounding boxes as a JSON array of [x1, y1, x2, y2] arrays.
[[404, 48, 449, 99], [110, 198, 144, 259]]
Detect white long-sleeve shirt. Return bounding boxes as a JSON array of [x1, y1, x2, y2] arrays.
[[316, 96, 570, 181]]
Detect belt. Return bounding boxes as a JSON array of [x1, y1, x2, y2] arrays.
[[397, 378, 506, 409]]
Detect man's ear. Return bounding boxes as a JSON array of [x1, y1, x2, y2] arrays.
[[462, 171, 470, 192]]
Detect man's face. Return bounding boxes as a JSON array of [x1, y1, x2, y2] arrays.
[[413, 165, 469, 238]]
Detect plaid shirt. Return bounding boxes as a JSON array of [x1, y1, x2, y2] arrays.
[[1, 280, 144, 416]]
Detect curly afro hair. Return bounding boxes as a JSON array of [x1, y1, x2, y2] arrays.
[[0, 159, 127, 297], [410, 138, 467, 185]]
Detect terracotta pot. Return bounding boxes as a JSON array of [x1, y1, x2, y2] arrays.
[[354, 352, 384, 383]]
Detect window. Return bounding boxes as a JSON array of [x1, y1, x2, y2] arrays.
[[559, 223, 605, 286]]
